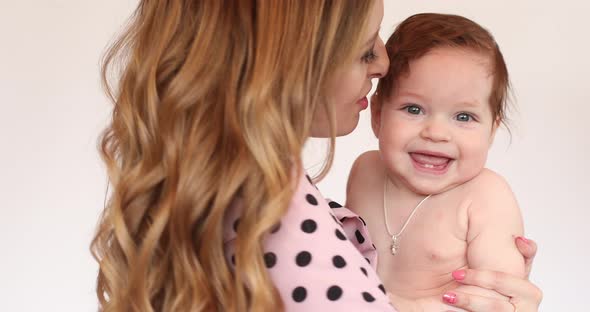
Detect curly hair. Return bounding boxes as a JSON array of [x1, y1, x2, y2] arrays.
[[90, 1, 375, 311]]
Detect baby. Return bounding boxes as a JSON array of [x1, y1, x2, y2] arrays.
[[346, 13, 525, 310]]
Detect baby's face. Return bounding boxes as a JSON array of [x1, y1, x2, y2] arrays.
[[375, 47, 498, 195]]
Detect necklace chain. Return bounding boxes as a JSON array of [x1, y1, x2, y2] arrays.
[[383, 177, 431, 255]]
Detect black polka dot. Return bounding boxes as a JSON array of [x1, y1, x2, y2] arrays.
[[372, 243, 377, 250], [335, 229, 346, 241], [365, 257, 371, 264], [231, 254, 235, 265], [233, 218, 240, 232], [327, 285, 343, 301], [292, 286, 307, 303], [362, 292, 376, 302], [360, 267, 368, 276], [264, 252, 277, 268], [301, 219, 317, 233], [296, 251, 312, 267], [271, 222, 281, 234], [332, 255, 346, 268], [359, 216, 367, 226], [378, 284, 386, 294], [306, 194, 318, 205], [355, 230, 366, 244], [339, 218, 346, 223], [328, 201, 343, 208]]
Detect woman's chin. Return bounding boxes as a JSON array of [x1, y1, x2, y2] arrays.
[[336, 121, 359, 137]]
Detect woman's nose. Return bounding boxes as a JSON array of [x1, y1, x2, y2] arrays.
[[369, 37, 389, 79]]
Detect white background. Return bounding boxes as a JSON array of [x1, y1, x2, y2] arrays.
[[1, 1, 588, 311]]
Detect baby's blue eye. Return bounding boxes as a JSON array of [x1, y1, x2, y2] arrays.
[[406, 105, 422, 115], [456, 113, 473, 122]]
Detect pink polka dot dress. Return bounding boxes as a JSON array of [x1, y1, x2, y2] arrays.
[[224, 170, 397, 311]]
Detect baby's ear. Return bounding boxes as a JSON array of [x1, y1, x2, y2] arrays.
[[370, 94, 382, 138]]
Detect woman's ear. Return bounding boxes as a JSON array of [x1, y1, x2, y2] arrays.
[[370, 94, 382, 138]]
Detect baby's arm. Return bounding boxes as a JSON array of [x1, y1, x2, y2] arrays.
[[457, 169, 526, 300]]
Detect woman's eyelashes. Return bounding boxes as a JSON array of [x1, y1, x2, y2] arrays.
[[361, 47, 377, 64]]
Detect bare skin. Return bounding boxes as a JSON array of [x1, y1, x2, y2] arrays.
[[347, 151, 526, 311], [388, 237, 541, 311]]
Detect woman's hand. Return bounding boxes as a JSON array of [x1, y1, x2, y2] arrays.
[[441, 237, 543, 312], [388, 292, 469, 312]]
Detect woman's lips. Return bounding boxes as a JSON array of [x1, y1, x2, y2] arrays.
[[357, 97, 368, 110], [409, 152, 453, 174]]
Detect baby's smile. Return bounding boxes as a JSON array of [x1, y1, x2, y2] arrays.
[[409, 151, 454, 175]]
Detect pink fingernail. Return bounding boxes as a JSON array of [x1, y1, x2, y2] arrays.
[[452, 270, 466, 280], [443, 292, 457, 304], [517, 236, 529, 244]]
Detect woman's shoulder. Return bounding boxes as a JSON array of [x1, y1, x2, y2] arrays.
[[223, 169, 394, 310], [264, 171, 392, 309]]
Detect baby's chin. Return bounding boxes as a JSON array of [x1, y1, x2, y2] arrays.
[[405, 179, 471, 196], [408, 184, 448, 196]]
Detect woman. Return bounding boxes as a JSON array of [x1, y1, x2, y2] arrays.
[[91, 0, 542, 311]]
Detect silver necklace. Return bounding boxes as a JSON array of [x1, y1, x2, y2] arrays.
[[383, 178, 431, 255]]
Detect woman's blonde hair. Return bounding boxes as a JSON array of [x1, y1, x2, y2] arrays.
[[91, 1, 374, 311]]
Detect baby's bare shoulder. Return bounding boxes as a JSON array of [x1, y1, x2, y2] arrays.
[[466, 168, 512, 196], [461, 168, 519, 219], [353, 150, 382, 168], [346, 151, 384, 210], [349, 150, 383, 182]]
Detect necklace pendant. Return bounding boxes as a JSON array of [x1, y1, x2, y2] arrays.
[[391, 235, 399, 255]]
